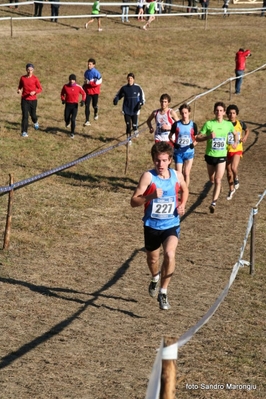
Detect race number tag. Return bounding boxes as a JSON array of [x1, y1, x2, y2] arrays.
[[212, 137, 226, 150], [177, 135, 190, 147], [227, 132, 235, 144], [157, 123, 169, 137], [151, 196, 175, 219]]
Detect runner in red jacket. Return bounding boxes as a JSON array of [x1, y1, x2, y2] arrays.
[[61, 74, 86, 138], [17, 63, 42, 138]]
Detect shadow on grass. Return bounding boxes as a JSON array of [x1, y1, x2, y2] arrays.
[[173, 80, 212, 91], [181, 180, 213, 222], [44, 126, 125, 142], [0, 247, 144, 370], [243, 121, 265, 154], [56, 170, 138, 190]]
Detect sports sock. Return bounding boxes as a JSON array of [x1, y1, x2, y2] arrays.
[[152, 273, 160, 282]]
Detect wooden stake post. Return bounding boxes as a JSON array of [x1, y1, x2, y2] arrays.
[[160, 337, 177, 399], [3, 174, 14, 250], [125, 141, 129, 175]]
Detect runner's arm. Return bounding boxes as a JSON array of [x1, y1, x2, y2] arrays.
[[175, 171, 189, 215], [170, 109, 179, 122], [131, 171, 161, 207], [146, 112, 155, 134], [241, 122, 249, 144]]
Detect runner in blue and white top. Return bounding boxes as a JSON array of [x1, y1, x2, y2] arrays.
[[169, 103, 198, 188], [131, 142, 188, 310]]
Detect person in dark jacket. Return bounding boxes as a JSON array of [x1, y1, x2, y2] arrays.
[[113, 73, 145, 144]]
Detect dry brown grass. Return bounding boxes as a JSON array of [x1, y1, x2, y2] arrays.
[[0, 3, 265, 399]]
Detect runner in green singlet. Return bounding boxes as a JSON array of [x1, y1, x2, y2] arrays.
[[196, 101, 235, 213]]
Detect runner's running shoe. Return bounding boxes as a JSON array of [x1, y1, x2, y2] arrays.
[[149, 280, 159, 298], [234, 179, 240, 190], [209, 202, 216, 213], [227, 189, 236, 200], [157, 293, 171, 310]]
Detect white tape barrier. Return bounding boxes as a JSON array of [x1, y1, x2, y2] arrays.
[[145, 197, 265, 398], [255, 189, 266, 208]]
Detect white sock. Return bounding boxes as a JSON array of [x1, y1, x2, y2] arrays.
[[152, 273, 160, 282], [160, 288, 167, 295]]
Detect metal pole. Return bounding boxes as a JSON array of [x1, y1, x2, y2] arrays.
[[249, 207, 257, 275]]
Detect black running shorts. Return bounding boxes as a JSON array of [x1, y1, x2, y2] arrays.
[[144, 225, 180, 252]]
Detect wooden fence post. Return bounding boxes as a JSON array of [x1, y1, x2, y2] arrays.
[[10, 17, 13, 38], [3, 174, 14, 250], [125, 142, 129, 175], [250, 207, 257, 275], [160, 337, 177, 399]]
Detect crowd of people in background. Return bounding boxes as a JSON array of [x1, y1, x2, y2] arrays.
[[8, 0, 265, 29]]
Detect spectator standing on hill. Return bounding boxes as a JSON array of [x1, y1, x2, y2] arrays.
[[17, 63, 42, 138], [169, 103, 198, 188], [235, 48, 251, 94], [187, 0, 198, 13], [83, 58, 102, 126], [50, 0, 60, 22], [121, 0, 130, 23], [226, 104, 249, 200], [34, 1, 43, 17], [143, 0, 156, 30], [113, 73, 145, 145], [200, 0, 209, 20], [196, 101, 235, 213], [131, 142, 189, 310], [61, 74, 86, 139], [9, 0, 18, 9], [261, 0, 266, 16], [84, 0, 102, 31], [137, 0, 145, 20], [146, 93, 178, 145]]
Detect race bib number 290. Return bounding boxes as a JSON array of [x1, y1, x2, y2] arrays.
[[212, 137, 226, 150], [151, 196, 175, 219]]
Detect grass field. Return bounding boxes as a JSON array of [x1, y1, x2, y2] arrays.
[[0, 2, 266, 398]]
